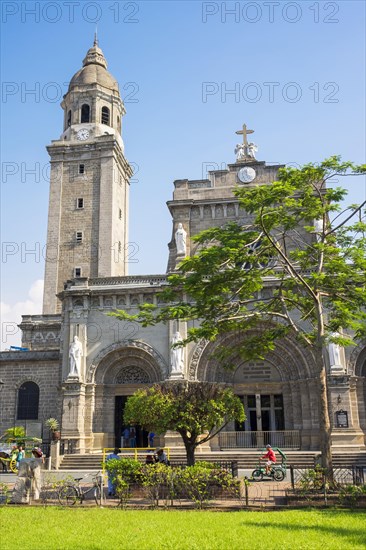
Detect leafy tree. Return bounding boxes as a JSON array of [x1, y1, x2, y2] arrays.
[[112, 157, 366, 469], [2, 426, 26, 443], [123, 381, 245, 465]]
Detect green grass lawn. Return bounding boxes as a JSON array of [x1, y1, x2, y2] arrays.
[[1, 508, 365, 549]]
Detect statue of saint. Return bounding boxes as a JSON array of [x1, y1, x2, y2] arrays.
[[247, 142, 258, 159], [170, 332, 184, 373], [314, 219, 324, 242], [175, 223, 187, 255], [235, 143, 245, 161], [327, 333, 342, 368], [69, 336, 83, 377]]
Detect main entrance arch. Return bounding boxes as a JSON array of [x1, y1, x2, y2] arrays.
[[89, 341, 168, 449]]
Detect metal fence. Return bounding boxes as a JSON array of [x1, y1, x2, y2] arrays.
[[60, 439, 76, 455], [219, 430, 301, 449], [289, 465, 365, 489]]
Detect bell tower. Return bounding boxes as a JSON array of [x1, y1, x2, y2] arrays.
[[43, 38, 132, 314]]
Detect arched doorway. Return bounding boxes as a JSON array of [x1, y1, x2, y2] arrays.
[[190, 330, 318, 449], [113, 366, 153, 449], [89, 341, 168, 450]]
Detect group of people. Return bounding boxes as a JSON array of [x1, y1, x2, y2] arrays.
[[121, 428, 155, 449], [12, 445, 44, 467], [145, 448, 169, 466]]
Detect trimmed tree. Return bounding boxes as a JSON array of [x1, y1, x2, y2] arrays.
[[123, 381, 245, 466], [112, 157, 366, 470]]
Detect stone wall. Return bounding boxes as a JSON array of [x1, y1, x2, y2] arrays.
[[0, 350, 61, 436]]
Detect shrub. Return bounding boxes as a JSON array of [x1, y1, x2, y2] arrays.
[[141, 463, 173, 507], [178, 463, 238, 509], [104, 458, 144, 507], [104, 458, 143, 485], [339, 484, 366, 506]]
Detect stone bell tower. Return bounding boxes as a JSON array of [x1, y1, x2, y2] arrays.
[[43, 37, 133, 314]]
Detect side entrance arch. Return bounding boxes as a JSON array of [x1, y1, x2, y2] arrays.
[[189, 330, 318, 450]]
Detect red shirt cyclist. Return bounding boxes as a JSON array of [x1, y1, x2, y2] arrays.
[[261, 444, 276, 475]]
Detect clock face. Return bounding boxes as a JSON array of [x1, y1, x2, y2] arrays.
[[238, 167, 256, 183], [77, 129, 90, 141]]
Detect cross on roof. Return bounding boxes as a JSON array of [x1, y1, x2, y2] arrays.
[[235, 124, 254, 147]]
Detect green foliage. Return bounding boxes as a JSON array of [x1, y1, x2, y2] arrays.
[[110, 157, 366, 357], [114, 476, 132, 509], [298, 466, 327, 494], [123, 381, 245, 464], [178, 463, 238, 509], [40, 474, 75, 505], [141, 462, 173, 507], [104, 458, 144, 508], [339, 484, 366, 506], [45, 418, 59, 432], [104, 457, 143, 485], [297, 466, 340, 495], [3, 426, 26, 443]]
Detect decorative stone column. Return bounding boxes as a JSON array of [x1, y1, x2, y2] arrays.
[[84, 383, 96, 452], [61, 381, 87, 454]]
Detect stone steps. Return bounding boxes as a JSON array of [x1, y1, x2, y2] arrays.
[[59, 450, 366, 470]]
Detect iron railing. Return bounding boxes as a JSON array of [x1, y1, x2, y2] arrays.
[[60, 439, 77, 455], [290, 465, 365, 489], [219, 430, 301, 450]]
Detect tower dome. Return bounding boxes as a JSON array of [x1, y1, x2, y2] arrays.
[[68, 37, 119, 92], [60, 37, 125, 141]]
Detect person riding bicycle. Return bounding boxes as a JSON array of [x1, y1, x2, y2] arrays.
[[260, 444, 276, 475]]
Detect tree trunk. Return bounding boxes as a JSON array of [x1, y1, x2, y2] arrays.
[[185, 442, 196, 466], [316, 350, 333, 472]]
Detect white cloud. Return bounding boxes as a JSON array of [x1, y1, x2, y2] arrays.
[[1, 279, 44, 350]]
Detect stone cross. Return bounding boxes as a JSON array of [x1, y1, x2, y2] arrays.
[[235, 124, 254, 148]]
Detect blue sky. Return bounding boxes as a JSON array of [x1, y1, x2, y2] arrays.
[[1, 0, 365, 348]]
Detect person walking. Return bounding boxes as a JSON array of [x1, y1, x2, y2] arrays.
[[122, 427, 130, 448], [129, 427, 136, 448], [148, 432, 155, 448], [16, 445, 25, 468]]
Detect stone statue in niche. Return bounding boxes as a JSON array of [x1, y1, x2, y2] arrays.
[[175, 223, 187, 255], [69, 335, 83, 377], [170, 331, 184, 373], [327, 332, 343, 369]]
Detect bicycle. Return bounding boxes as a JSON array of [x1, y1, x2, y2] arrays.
[[57, 472, 103, 506], [251, 447, 287, 482], [251, 461, 286, 481]]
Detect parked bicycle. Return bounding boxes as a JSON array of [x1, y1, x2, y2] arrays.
[[58, 472, 103, 506], [251, 447, 287, 482]]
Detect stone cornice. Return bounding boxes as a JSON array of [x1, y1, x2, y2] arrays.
[[0, 350, 60, 362]]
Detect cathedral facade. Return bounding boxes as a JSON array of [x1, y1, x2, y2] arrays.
[[1, 41, 365, 454]]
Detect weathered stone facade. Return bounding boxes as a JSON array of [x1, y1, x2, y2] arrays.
[[0, 41, 365, 453]]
